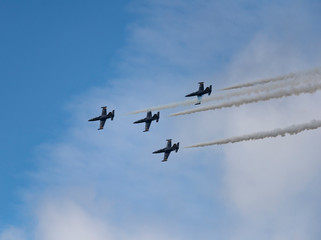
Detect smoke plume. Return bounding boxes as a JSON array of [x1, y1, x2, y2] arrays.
[[186, 119, 321, 148], [171, 74, 321, 117], [129, 68, 321, 115]]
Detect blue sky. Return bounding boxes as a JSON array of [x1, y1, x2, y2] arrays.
[[0, 0, 128, 226], [1, 0, 321, 239]]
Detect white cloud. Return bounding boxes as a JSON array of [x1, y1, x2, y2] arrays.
[[0, 227, 25, 240], [33, 195, 180, 240], [35, 200, 113, 240], [217, 19, 321, 238]]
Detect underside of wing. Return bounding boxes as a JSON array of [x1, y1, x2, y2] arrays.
[[144, 121, 151, 132], [198, 82, 204, 91], [101, 107, 107, 116], [166, 139, 172, 148], [99, 119, 106, 130], [162, 152, 170, 162]]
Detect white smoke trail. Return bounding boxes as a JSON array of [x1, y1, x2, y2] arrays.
[[128, 76, 294, 115], [220, 74, 295, 91], [220, 67, 321, 91], [220, 72, 296, 91], [129, 67, 321, 114], [128, 98, 199, 115], [171, 76, 321, 117], [185, 119, 321, 148], [200, 69, 320, 103]]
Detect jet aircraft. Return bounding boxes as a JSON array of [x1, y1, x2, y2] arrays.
[[185, 82, 212, 104], [88, 106, 115, 130], [133, 111, 160, 132], [153, 139, 179, 162]]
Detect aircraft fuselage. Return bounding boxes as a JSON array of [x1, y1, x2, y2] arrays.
[[88, 114, 111, 122], [185, 88, 211, 97], [152, 146, 177, 154], [134, 114, 159, 124]]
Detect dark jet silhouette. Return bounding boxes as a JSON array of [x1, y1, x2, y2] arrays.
[[185, 82, 212, 104], [153, 139, 179, 162], [88, 106, 114, 130], [133, 111, 160, 132]]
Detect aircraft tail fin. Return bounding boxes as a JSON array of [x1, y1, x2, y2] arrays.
[[111, 110, 115, 120], [175, 142, 179, 152]]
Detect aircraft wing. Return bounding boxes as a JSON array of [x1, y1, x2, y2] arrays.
[[101, 107, 107, 116], [199, 82, 204, 91], [144, 121, 151, 132], [99, 119, 106, 130], [162, 152, 170, 162], [166, 139, 172, 148], [147, 111, 152, 118]]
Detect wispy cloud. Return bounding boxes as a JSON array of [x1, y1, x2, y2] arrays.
[[0, 227, 25, 240]]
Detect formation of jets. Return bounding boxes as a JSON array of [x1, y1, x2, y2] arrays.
[[88, 82, 212, 162]]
